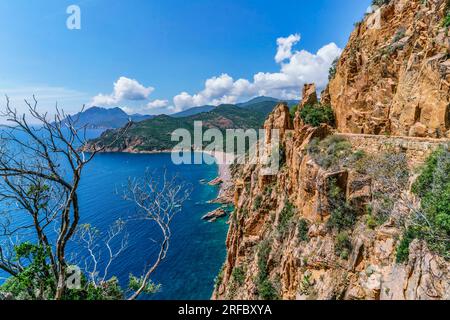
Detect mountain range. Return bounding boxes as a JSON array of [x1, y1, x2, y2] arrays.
[[65, 107, 154, 129], [86, 97, 298, 151], [67, 96, 298, 129]]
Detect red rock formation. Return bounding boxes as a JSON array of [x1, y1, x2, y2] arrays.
[[326, 0, 450, 138]]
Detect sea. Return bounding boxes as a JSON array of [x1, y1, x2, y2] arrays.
[[0, 129, 229, 300]]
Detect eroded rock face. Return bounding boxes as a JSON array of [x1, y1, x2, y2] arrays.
[[300, 84, 319, 109], [264, 102, 293, 143], [213, 94, 449, 301], [327, 0, 450, 138], [213, 0, 450, 301]]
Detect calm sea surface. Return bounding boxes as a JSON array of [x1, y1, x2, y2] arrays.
[[0, 129, 229, 300]]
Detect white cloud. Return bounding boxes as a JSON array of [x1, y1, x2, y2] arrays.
[[172, 35, 342, 110], [147, 99, 169, 109], [86, 35, 342, 114], [91, 77, 154, 106], [275, 34, 301, 63]]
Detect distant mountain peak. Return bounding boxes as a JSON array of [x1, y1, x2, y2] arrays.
[[63, 106, 153, 129]]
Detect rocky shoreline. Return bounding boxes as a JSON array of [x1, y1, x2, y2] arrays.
[[88, 148, 235, 211]]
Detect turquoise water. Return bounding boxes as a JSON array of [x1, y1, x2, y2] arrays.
[[0, 129, 229, 300]]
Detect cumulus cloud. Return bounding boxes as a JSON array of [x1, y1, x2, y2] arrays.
[[147, 99, 169, 109], [172, 35, 342, 110], [90, 35, 342, 114], [275, 34, 301, 63], [91, 77, 154, 106]]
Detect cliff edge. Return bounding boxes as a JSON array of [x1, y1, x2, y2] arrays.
[[214, 0, 450, 300]]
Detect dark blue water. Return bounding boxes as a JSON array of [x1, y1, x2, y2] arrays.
[[0, 129, 229, 300], [78, 152, 229, 299]]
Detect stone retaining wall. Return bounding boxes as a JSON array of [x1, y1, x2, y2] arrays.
[[336, 133, 449, 167]]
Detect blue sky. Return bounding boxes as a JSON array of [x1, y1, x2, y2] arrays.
[[0, 0, 372, 117]]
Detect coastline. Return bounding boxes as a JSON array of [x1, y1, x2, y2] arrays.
[[93, 148, 234, 203], [202, 151, 234, 204]]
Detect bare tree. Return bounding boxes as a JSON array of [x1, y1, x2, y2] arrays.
[[122, 170, 191, 300], [0, 97, 192, 300], [73, 219, 129, 287], [0, 96, 129, 299]]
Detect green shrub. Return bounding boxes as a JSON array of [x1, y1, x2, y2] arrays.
[[214, 265, 225, 289], [444, 1, 450, 28], [0, 242, 129, 300], [396, 227, 419, 263], [366, 214, 378, 230], [258, 279, 279, 300], [254, 195, 263, 210], [328, 57, 339, 81], [300, 104, 335, 127], [444, 13, 450, 28], [257, 239, 272, 283], [290, 104, 299, 120], [404, 147, 450, 259], [372, 0, 391, 6], [256, 239, 279, 299], [326, 179, 357, 232], [392, 27, 406, 43], [335, 232, 352, 260], [277, 201, 296, 235], [328, 206, 357, 232], [412, 147, 447, 197], [352, 149, 366, 162], [299, 273, 315, 296], [0, 243, 56, 300], [297, 219, 310, 242], [128, 275, 161, 295], [264, 185, 273, 196], [307, 135, 352, 169], [232, 266, 246, 286]]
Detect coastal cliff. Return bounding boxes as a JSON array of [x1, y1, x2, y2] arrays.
[[214, 103, 449, 300], [214, 0, 450, 300], [322, 0, 450, 138]]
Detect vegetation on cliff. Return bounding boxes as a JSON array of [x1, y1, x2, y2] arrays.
[[444, 0, 450, 27], [397, 147, 450, 262], [216, 0, 450, 301], [299, 104, 335, 128]]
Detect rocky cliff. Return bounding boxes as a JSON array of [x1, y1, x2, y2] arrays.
[[323, 0, 450, 138], [214, 102, 449, 300], [214, 0, 450, 300]]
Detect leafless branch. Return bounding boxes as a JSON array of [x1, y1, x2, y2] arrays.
[[122, 170, 191, 300]]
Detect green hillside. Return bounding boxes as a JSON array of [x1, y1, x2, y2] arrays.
[[88, 101, 285, 152]]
